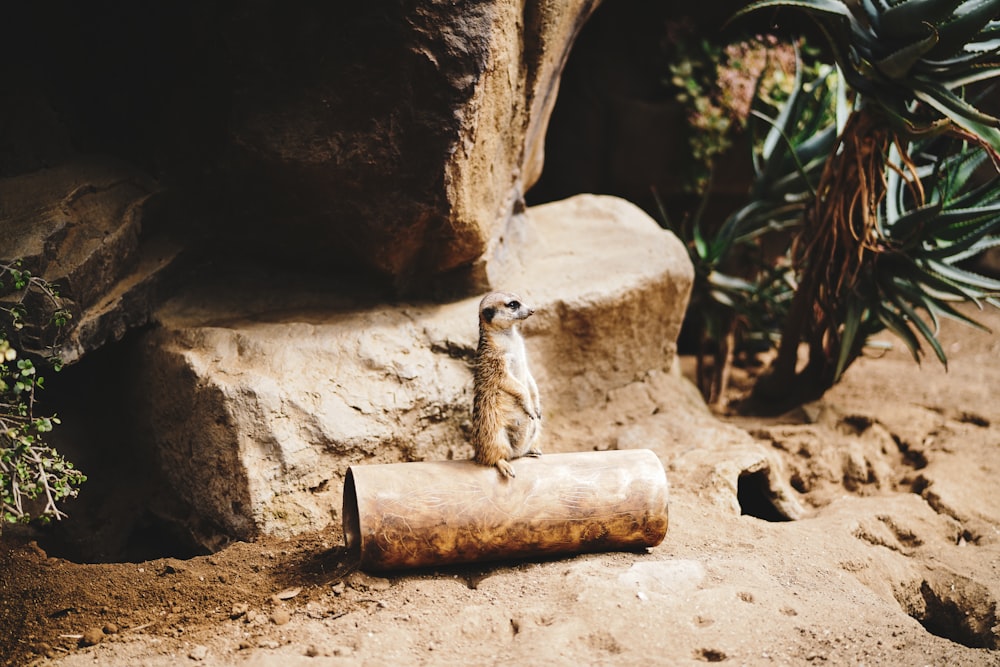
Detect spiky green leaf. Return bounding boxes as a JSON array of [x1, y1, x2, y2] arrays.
[[927, 257, 1000, 290], [912, 84, 1000, 164], [879, 0, 967, 40], [876, 307, 925, 362], [887, 290, 949, 365], [876, 30, 941, 79], [731, 0, 855, 24], [926, 0, 1000, 59], [834, 295, 865, 380]]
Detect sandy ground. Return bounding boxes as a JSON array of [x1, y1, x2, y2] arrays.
[[2, 306, 1000, 666]]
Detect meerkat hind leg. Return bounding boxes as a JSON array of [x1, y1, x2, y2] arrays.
[[524, 418, 542, 457], [508, 418, 539, 460]]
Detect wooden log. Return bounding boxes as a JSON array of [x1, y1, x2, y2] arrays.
[[343, 449, 669, 571]]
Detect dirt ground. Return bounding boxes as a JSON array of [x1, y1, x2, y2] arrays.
[[2, 306, 1000, 666]]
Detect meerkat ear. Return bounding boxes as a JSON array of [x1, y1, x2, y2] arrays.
[[482, 306, 496, 323]]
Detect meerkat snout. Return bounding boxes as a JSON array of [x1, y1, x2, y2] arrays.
[[471, 291, 543, 479]]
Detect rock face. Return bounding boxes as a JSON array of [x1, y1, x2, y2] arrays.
[[138, 195, 694, 548], [219, 0, 602, 285], [0, 1, 603, 368], [0, 158, 178, 364]]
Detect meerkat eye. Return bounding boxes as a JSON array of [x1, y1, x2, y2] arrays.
[[507, 301, 520, 310]]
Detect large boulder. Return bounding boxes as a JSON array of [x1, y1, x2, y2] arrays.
[[0, 1, 604, 366], [137, 195, 694, 549], [209, 0, 603, 286]]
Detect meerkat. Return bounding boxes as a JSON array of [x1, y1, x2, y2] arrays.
[[472, 291, 543, 479]]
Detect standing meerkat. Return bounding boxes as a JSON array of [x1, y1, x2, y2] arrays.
[[472, 291, 542, 479]]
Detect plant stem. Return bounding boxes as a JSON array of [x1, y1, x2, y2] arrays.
[[756, 107, 892, 401], [709, 316, 737, 410]]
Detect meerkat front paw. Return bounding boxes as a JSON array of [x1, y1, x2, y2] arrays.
[[496, 459, 516, 478], [525, 448, 542, 457]]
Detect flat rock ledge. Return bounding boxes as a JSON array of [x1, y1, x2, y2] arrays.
[[137, 195, 704, 548], [0, 158, 179, 364]]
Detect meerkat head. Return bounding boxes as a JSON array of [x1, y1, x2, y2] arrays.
[[479, 291, 534, 330]]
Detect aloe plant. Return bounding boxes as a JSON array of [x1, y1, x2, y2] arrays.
[[657, 47, 839, 406], [732, 0, 1000, 400], [734, 0, 1000, 159], [835, 139, 1000, 377]]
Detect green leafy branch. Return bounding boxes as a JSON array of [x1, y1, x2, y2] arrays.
[[0, 261, 84, 525]]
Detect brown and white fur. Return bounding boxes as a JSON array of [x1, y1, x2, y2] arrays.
[[472, 291, 542, 478]]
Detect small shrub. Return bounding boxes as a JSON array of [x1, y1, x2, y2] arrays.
[[0, 261, 84, 526]]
